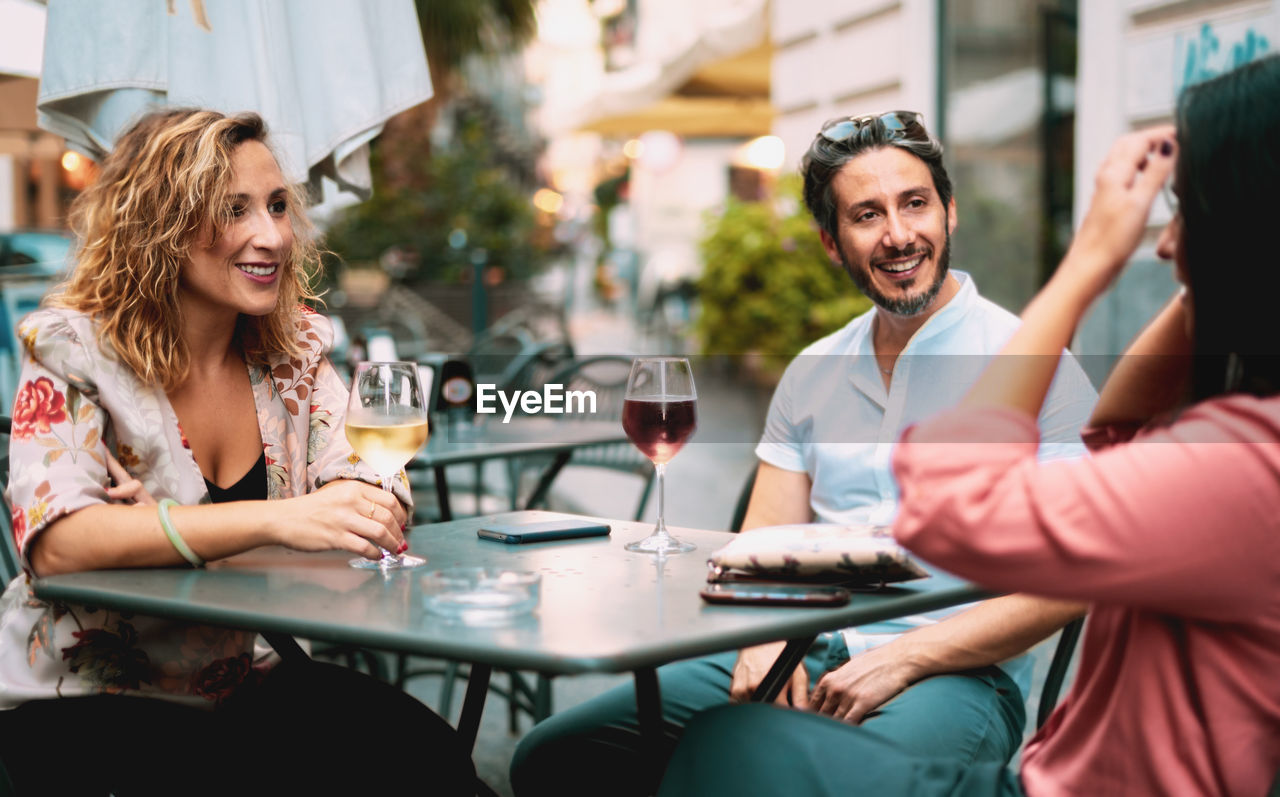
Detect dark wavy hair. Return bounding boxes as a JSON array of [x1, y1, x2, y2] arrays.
[[1175, 54, 1280, 401], [800, 113, 954, 239]]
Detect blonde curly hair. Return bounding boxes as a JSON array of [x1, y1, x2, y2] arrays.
[[47, 108, 321, 390]]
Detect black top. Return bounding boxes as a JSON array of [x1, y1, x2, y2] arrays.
[[204, 452, 268, 504]]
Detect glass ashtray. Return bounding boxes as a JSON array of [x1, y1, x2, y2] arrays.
[[422, 567, 541, 624]]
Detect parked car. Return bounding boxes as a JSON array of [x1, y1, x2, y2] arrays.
[[0, 229, 74, 277], [0, 230, 73, 409]]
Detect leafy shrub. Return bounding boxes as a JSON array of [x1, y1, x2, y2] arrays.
[[324, 99, 555, 285], [696, 176, 871, 377]]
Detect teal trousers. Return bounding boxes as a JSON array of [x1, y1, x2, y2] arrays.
[[659, 702, 1026, 796], [510, 635, 1024, 797]]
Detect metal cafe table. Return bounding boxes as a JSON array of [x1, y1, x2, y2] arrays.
[[415, 418, 630, 520], [33, 511, 986, 757]]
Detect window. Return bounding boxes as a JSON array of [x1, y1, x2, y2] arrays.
[[939, 0, 1077, 312]]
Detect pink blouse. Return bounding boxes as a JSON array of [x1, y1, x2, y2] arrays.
[[892, 397, 1280, 796]]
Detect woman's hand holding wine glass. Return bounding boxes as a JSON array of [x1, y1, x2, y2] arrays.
[[277, 479, 408, 560], [345, 361, 430, 570]]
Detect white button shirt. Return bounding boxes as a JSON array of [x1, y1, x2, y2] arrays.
[[755, 272, 1099, 693]]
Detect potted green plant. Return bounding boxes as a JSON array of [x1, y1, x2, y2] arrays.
[[696, 175, 870, 381]]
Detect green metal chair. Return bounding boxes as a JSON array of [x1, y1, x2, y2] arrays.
[[1, 416, 18, 586], [1, 416, 20, 795], [1037, 615, 1085, 729], [521, 355, 655, 520], [728, 465, 758, 533]]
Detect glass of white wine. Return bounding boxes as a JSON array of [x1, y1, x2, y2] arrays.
[[345, 361, 429, 570]]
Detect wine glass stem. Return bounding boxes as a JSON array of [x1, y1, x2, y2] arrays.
[[653, 461, 668, 539], [378, 476, 400, 565]]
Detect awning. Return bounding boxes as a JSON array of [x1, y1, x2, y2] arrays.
[[578, 94, 772, 138], [562, 2, 772, 138], [36, 0, 434, 199]]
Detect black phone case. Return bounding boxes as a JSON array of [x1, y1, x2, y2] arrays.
[[477, 520, 611, 544]]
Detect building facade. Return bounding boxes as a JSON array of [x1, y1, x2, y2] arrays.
[[1073, 0, 1275, 381], [0, 0, 72, 232]]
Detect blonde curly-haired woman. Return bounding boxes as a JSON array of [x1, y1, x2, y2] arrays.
[[0, 109, 473, 796]]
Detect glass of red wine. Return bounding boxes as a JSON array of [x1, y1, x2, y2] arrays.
[[621, 357, 698, 554]]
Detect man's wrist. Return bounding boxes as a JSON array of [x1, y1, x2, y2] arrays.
[[878, 636, 931, 684]]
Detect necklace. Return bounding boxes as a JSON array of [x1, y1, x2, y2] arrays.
[[879, 365, 894, 375]]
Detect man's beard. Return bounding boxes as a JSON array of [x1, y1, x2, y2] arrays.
[[841, 227, 951, 317]]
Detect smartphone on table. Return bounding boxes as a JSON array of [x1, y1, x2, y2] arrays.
[[477, 519, 612, 544], [699, 583, 851, 607]]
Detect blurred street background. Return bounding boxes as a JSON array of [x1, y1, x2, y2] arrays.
[[1, 0, 1273, 793], [8, 0, 1269, 399]]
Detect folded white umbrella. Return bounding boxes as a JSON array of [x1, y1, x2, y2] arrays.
[[37, 0, 433, 198]]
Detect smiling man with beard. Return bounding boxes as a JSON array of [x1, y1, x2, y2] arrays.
[[510, 112, 1099, 797], [820, 146, 954, 319]]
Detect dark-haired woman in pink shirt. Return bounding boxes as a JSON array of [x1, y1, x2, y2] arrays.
[[659, 54, 1280, 797]]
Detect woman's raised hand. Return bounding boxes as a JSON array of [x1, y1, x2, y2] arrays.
[[1064, 125, 1177, 295], [274, 479, 409, 561], [958, 125, 1178, 418]]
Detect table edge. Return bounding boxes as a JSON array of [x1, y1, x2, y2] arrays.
[[34, 579, 990, 676]]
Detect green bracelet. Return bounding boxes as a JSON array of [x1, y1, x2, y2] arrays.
[[158, 498, 204, 568]]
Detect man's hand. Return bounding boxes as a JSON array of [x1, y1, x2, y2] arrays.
[[808, 596, 1085, 725], [809, 642, 917, 724], [729, 641, 809, 708]]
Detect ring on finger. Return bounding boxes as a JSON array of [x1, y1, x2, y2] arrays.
[[367, 499, 377, 519]]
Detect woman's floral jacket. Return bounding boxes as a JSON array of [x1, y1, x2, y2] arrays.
[[0, 307, 402, 708]]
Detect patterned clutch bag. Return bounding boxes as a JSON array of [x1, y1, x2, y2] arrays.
[[707, 524, 928, 587]]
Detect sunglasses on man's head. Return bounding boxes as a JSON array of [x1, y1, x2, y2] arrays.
[[819, 111, 928, 144]]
